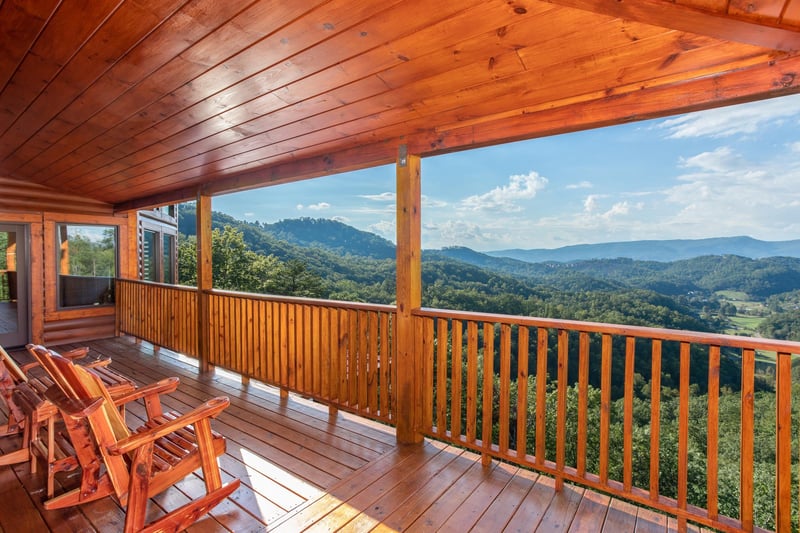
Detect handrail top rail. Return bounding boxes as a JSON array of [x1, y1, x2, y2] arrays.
[[207, 288, 397, 312], [117, 277, 198, 293], [415, 306, 800, 354], [117, 278, 397, 313]]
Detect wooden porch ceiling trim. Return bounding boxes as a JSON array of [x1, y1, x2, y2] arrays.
[[1, 0, 799, 212], [545, 0, 800, 52]]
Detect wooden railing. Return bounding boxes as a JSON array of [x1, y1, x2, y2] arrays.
[[116, 279, 198, 356], [116, 280, 396, 424], [118, 279, 798, 532], [414, 307, 799, 533]]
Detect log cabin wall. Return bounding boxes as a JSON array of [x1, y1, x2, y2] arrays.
[[0, 177, 134, 346]]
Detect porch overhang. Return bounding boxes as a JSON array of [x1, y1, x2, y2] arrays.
[[0, 0, 798, 211]]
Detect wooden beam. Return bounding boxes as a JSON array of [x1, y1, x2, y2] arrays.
[[196, 193, 213, 373], [432, 51, 800, 153], [543, 0, 800, 52], [395, 145, 423, 444]]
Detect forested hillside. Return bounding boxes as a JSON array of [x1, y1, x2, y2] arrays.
[[177, 204, 800, 342]]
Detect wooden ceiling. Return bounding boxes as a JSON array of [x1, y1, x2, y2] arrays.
[[1, 0, 800, 212]]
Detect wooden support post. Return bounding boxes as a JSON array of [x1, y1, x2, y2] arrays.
[[197, 193, 213, 373], [395, 145, 423, 444]]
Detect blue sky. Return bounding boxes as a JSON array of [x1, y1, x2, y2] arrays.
[[213, 93, 800, 252]]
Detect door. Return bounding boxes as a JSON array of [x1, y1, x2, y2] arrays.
[[0, 224, 28, 347]]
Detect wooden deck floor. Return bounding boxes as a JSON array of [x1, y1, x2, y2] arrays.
[[0, 337, 691, 532]]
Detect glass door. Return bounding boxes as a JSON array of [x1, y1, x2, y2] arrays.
[[0, 224, 28, 347]]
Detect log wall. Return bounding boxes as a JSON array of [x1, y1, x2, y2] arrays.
[[0, 176, 133, 346]]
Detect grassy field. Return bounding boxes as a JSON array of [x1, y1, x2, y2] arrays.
[[727, 315, 763, 335]]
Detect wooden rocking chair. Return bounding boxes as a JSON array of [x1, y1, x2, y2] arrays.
[[0, 344, 33, 467], [0, 343, 109, 469], [33, 346, 239, 533], [3, 344, 138, 498]]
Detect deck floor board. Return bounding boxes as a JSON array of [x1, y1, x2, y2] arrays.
[[0, 337, 655, 531]]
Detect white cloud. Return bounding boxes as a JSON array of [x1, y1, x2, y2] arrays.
[[296, 204, 304, 210], [424, 219, 492, 246], [566, 180, 592, 190], [583, 194, 603, 213], [679, 146, 741, 172], [331, 215, 350, 224], [359, 192, 395, 201], [308, 202, 330, 210], [658, 148, 800, 239], [659, 96, 800, 139], [368, 220, 395, 239], [244, 212, 255, 218], [459, 171, 548, 212], [791, 141, 800, 153], [601, 201, 633, 220], [422, 195, 448, 208]]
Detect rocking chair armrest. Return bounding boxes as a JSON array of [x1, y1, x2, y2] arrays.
[[65, 347, 112, 368], [43, 385, 104, 419], [108, 396, 230, 456], [20, 348, 109, 374], [111, 377, 180, 406], [61, 347, 90, 360]]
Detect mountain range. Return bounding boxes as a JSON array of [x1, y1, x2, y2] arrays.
[[179, 208, 800, 263], [488, 236, 800, 262]]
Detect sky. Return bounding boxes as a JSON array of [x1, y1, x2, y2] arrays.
[[213, 93, 800, 252]]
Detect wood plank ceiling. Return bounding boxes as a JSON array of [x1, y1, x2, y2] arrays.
[[1, 0, 799, 211]]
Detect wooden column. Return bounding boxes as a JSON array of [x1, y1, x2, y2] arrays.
[[197, 193, 213, 373], [395, 145, 423, 444]]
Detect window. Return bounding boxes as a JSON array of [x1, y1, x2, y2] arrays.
[[142, 229, 158, 281], [162, 233, 175, 284], [57, 224, 117, 308], [138, 222, 176, 283]]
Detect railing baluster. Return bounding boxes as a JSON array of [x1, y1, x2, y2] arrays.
[[650, 339, 662, 501], [482, 322, 495, 465], [330, 307, 340, 404], [516, 326, 529, 460], [623, 336, 635, 492], [368, 311, 379, 415], [451, 320, 463, 440], [776, 351, 792, 532], [466, 321, 478, 445], [707, 345, 720, 520], [775, 352, 792, 531], [600, 333, 611, 485], [556, 328, 568, 490], [421, 316, 434, 432], [535, 327, 548, 466], [348, 309, 358, 406], [741, 348, 755, 531], [499, 323, 511, 455], [436, 318, 448, 439], [358, 310, 369, 410], [678, 341, 690, 532], [577, 331, 589, 478], [338, 309, 348, 405], [303, 304, 313, 394], [379, 311, 390, 417]]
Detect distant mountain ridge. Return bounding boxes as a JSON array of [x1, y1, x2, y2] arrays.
[[488, 236, 800, 262], [178, 209, 800, 263]]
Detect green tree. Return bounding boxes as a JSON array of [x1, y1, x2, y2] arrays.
[[178, 226, 324, 297]]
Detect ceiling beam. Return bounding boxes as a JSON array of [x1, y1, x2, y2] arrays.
[[544, 0, 800, 52]]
